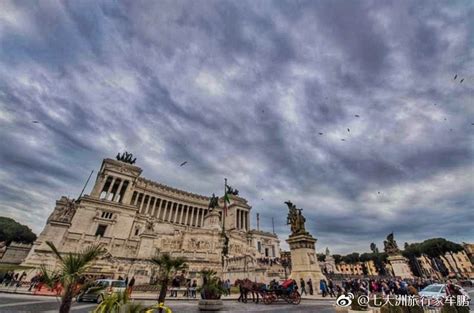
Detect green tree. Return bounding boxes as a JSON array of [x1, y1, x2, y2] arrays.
[[41, 241, 106, 313], [150, 253, 187, 309], [342, 252, 360, 264], [317, 253, 326, 262], [0, 217, 37, 244], [333, 254, 342, 264]]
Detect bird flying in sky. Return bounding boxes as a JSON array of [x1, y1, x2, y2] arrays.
[[179, 161, 187, 167]]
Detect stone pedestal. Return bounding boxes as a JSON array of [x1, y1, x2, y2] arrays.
[[137, 233, 157, 259], [388, 254, 413, 279], [203, 211, 222, 231], [286, 233, 326, 292], [22, 221, 70, 270]]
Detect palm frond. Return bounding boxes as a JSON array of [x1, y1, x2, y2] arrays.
[[38, 264, 60, 289], [125, 302, 144, 313], [46, 241, 64, 261]]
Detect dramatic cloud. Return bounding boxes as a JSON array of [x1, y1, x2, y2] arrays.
[[0, 0, 473, 254]]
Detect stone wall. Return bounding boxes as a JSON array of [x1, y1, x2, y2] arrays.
[[0, 242, 32, 264]]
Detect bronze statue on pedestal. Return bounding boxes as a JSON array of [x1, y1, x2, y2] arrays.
[[285, 201, 308, 236]]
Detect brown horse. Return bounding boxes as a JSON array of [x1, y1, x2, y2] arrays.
[[234, 279, 266, 304]]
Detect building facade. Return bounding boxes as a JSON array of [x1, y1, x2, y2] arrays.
[[0, 242, 32, 265], [22, 157, 281, 284]]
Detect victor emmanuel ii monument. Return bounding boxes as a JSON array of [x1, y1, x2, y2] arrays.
[[22, 153, 282, 284]]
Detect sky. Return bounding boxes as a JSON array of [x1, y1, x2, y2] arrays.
[[0, 0, 473, 254]]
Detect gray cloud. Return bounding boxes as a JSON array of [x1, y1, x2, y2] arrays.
[[0, 0, 473, 254]]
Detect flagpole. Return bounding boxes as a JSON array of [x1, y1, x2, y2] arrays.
[[221, 178, 228, 268], [223, 178, 227, 230]]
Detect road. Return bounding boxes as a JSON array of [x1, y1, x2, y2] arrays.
[[1, 290, 472, 312], [0, 293, 336, 312]]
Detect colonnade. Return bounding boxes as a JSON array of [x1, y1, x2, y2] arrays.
[[99, 176, 130, 203], [130, 191, 208, 227], [235, 208, 249, 231]]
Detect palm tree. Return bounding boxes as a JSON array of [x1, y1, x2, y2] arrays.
[[150, 253, 187, 309], [41, 241, 106, 313]]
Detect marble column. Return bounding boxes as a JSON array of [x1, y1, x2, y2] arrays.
[[236, 209, 240, 229], [105, 177, 116, 200], [138, 194, 146, 213], [184, 206, 190, 225], [177, 204, 183, 224], [153, 199, 161, 217], [133, 192, 139, 206], [190, 207, 195, 226], [113, 179, 124, 202]]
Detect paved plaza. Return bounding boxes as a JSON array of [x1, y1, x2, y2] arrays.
[[0, 293, 336, 313]]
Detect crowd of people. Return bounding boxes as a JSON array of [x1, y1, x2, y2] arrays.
[[0, 271, 28, 288], [336, 277, 447, 297], [256, 257, 281, 266]]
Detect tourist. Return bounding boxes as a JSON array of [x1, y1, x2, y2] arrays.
[[224, 279, 231, 296], [127, 276, 135, 296], [327, 279, 335, 297], [3, 271, 12, 287], [191, 280, 197, 298], [184, 278, 191, 297], [28, 273, 40, 291], [300, 278, 307, 295], [320, 279, 328, 297], [170, 276, 180, 297], [307, 278, 313, 295]]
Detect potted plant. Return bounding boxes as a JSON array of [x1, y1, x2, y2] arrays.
[[198, 269, 225, 311]]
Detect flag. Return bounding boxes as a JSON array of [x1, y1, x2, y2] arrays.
[[223, 184, 230, 216]]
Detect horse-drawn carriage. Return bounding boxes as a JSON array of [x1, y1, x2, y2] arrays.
[[261, 279, 301, 305]]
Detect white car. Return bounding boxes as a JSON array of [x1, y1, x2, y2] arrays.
[[419, 283, 470, 301], [77, 279, 127, 303]]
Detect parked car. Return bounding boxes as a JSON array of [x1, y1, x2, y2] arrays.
[[77, 279, 126, 303], [419, 283, 470, 301]]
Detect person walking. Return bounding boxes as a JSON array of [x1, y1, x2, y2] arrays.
[[170, 276, 179, 297], [320, 279, 328, 297], [191, 280, 197, 298], [300, 278, 307, 296], [184, 279, 191, 297], [127, 276, 135, 296], [327, 279, 336, 297], [307, 278, 313, 295]]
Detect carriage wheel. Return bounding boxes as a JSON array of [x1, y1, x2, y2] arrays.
[[290, 291, 301, 305], [263, 294, 272, 305]]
